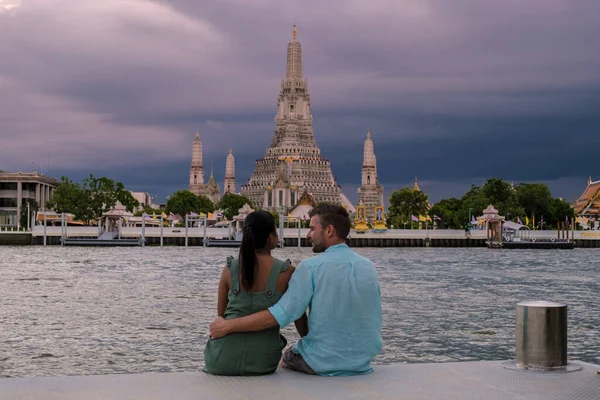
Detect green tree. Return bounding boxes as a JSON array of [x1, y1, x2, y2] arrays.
[[82, 175, 139, 223], [388, 188, 429, 228], [197, 195, 215, 214], [453, 179, 524, 228], [47, 175, 139, 224], [270, 211, 280, 228], [516, 183, 552, 224], [217, 193, 254, 220], [430, 197, 462, 228], [546, 197, 575, 229], [454, 185, 485, 228], [480, 178, 522, 219], [165, 190, 214, 217], [46, 177, 84, 217]]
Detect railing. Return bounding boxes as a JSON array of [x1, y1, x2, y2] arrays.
[[29, 226, 600, 240], [0, 226, 30, 232]]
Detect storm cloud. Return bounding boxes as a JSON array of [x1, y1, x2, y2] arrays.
[[1, 0, 598, 204]]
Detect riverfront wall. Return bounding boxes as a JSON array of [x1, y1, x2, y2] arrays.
[[3, 226, 600, 247], [0, 232, 32, 245]]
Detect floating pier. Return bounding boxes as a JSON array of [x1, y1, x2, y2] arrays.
[[501, 240, 575, 249]]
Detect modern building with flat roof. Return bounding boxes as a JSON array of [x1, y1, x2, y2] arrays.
[[0, 170, 59, 228]]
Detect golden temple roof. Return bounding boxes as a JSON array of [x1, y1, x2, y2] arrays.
[[574, 176, 600, 215]]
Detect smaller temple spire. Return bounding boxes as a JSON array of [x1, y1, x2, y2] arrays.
[[189, 130, 205, 192], [191, 130, 203, 166], [362, 130, 376, 168], [589, 175, 593, 185], [413, 176, 421, 191], [224, 148, 236, 194]]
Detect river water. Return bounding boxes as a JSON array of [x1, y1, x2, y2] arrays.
[[0, 246, 598, 377]]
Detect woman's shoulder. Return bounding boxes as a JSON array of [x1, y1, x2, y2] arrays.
[[226, 256, 238, 270], [274, 258, 296, 291]]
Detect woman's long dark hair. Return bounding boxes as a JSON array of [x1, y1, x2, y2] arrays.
[[239, 211, 276, 291]]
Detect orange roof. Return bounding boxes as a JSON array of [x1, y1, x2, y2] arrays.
[[574, 180, 600, 214]]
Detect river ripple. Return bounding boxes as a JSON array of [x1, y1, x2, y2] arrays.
[[0, 246, 598, 377]]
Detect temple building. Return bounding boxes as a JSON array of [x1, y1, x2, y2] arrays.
[[224, 149, 236, 194], [205, 165, 221, 204], [357, 130, 384, 222], [188, 131, 221, 202], [0, 170, 59, 228], [413, 176, 421, 191], [241, 25, 350, 213], [413, 176, 433, 210], [287, 189, 317, 222], [574, 175, 600, 218], [189, 131, 206, 195]]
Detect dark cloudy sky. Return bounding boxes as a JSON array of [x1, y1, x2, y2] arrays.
[[1, 0, 599, 205]]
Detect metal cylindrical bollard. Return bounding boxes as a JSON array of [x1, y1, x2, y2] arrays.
[[516, 300, 567, 370]]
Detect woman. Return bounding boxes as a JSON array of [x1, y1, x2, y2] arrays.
[[203, 211, 308, 375]]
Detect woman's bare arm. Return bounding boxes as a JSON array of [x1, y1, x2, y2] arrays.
[[217, 265, 230, 317]]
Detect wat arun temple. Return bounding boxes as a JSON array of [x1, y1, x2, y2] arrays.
[[190, 25, 385, 218], [241, 25, 354, 213]]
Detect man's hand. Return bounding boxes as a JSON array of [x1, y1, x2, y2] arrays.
[[209, 310, 278, 339], [209, 317, 231, 339]]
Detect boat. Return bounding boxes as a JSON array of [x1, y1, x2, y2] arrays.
[[502, 237, 574, 249]]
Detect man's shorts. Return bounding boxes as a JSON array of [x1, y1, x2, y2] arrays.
[[282, 348, 317, 375]]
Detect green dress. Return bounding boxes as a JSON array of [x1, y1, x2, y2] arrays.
[[203, 256, 290, 376]]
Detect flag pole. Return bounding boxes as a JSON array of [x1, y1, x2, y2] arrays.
[[160, 215, 164, 247]]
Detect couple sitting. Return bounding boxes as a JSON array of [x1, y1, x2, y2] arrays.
[[204, 204, 382, 377]]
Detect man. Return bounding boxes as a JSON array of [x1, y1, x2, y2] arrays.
[[209, 204, 382, 376]]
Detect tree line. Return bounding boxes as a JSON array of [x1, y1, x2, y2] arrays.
[[47, 175, 575, 230], [387, 178, 575, 230], [47, 175, 255, 225]]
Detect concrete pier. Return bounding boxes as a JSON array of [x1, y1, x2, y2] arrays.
[[1, 361, 598, 399]]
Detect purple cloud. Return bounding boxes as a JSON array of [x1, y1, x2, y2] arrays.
[[0, 0, 598, 203]]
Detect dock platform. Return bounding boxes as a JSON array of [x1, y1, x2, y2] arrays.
[[1, 360, 598, 399], [202, 238, 243, 247], [60, 238, 142, 246]]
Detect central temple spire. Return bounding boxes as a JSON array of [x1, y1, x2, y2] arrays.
[[286, 24, 303, 81], [241, 25, 348, 212]]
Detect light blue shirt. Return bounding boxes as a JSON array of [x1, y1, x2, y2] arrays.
[[269, 243, 382, 376]]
